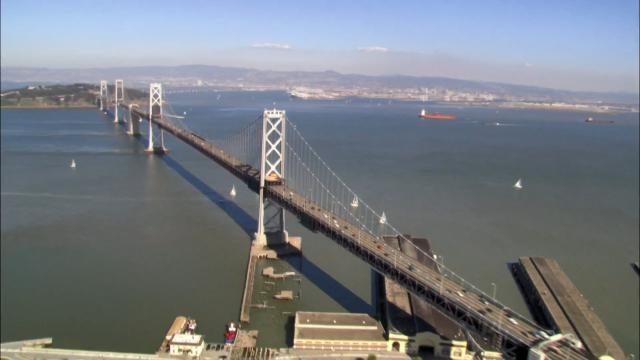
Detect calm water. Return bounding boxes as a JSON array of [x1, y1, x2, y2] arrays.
[[1, 92, 638, 355]]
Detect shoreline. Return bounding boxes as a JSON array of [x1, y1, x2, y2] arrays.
[[1, 104, 96, 110]]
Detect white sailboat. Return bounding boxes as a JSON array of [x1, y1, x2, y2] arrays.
[[351, 195, 359, 208], [513, 178, 523, 190], [379, 211, 387, 224], [70, 159, 76, 168], [230, 185, 237, 197]]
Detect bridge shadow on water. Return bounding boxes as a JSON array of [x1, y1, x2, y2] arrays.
[[161, 156, 257, 236], [130, 131, 373, 315]]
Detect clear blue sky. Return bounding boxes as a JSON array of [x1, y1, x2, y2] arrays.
[[1, 0, 638, 92]]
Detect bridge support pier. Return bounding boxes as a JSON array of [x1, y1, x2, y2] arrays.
[[145, 83, 167, 154]]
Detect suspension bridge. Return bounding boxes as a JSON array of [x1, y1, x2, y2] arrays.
[[96, 81, 592, 360]]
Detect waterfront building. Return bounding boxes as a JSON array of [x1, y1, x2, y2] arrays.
[[293, 312, 388, 352], [168, 333, 205, 357]]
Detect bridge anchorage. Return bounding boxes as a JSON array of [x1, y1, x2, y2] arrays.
[[145, 83, 168, 155], [103, 81, 591, 360], [126, 103, 141, 136]]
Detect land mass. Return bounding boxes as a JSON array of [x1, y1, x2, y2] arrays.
[[1, 65, 638, 112], [1, 83, 146, 109]]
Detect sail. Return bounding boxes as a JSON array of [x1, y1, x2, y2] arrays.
[[379, 211, 387, 224], [70, 159, 76, 168], [513, 179, 522, 189], [351, 195, 359, 208], [230, 185, 237, 197]]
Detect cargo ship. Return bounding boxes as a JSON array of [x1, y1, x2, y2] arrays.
[[419, 108, 456, 120], [585, 117, 614, 124]]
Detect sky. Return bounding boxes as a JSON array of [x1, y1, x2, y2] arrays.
[[1, 0, 639, 92]]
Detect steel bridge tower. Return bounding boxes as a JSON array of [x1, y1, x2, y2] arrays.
[[99, 80, 108, 111], [146, 83, 167, 154], [255, 109, 289, 246], [113, 79, 124, 123]]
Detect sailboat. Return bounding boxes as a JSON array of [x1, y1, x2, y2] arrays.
[[70, 159, 76, 169], [513, 178, 523, 190], [379, 211, 387, 224], [230, 185, 237, 197], [351, 195, 359, 208]]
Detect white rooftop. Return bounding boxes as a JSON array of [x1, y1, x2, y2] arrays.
[[170, 334, 202, 345]]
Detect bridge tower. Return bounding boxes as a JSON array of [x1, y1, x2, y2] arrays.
[[127, 104, 140, 136], [99, 80, 108, 111], [145, 83, 167, 154], [113, 79, 124, 123], [255, 109, 289, 246]]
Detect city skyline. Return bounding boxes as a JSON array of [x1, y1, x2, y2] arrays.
[[1, 0, 639, 93]]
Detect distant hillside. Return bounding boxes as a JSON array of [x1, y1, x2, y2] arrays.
[[1, 65, 638, 105], [1, 83, 146, 108]]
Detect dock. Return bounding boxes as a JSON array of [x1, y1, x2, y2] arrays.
[[512, 257, 625, 360], [240, 246, 259, 323], [239, 239, 303, 324]]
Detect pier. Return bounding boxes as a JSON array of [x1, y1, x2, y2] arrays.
[[511, 257, 625, 360]]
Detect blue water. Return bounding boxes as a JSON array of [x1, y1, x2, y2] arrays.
[[1, 92, 638, 355]]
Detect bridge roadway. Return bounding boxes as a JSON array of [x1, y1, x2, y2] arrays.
[[124, 105, 590, 359]]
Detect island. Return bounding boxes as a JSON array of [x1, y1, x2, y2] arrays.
[[1, 83, 146, 109]]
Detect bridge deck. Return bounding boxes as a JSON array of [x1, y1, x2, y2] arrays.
[[124, 105, 591, 359]]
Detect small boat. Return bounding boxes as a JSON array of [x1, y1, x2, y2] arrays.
[[513, 178, 523, 190], [70, 159, 76, 168], [224, 321, 238, 346], [379, 211, 387, 224], [230, 185, 237, 197], [351, 195, 359, 208], [186, 319, 197, 333]]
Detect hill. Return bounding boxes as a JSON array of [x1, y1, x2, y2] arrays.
[[0, 83, 146, 109]]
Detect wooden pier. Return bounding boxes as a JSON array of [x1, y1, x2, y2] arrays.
[[512, 257, 625, 360], [239, 246, 259, 323]]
